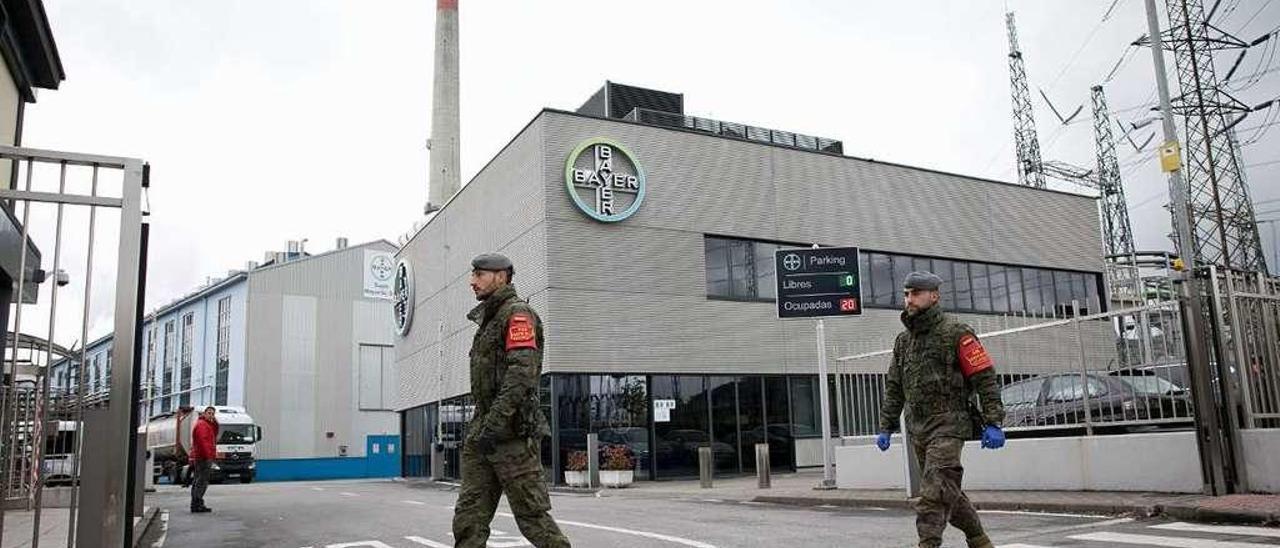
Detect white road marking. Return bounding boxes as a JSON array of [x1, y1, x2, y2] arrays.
[[401, 500, 426, 506], [978, 509, 1115, 519], [997, 544, 1053, 548], [340, 492, 359, 497], [498, 512, 716, 548], [1070, 531, 1269, 547], [325, 542, 396, 548], [404, 537, 451, 548], [311, 487, 325, 491], [1151, 521, 1280, 539], [816, 504, 839, 509], [151, 510, 169, 547]]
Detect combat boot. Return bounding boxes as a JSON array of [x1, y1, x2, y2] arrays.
[[966, 533, 995, 548]]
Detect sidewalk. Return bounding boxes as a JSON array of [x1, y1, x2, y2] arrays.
[[0, 507, 160, 548], [585, 470, 1280, 526]]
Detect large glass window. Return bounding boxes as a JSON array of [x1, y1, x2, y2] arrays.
[[870, 253, 894, 306], [162, 320, 175, 412], [953, 262, 973, 311], [705, 238, 729, 296], [709, 377, 741, 475], [179, 313, 194, 407], [891, 255, 912, 308], [215, 296, 232, 405], [703, 236, 1103, 316], [652, 375, 709, 479], [989, 266, 1009, 313], [704, 237, 792, 300], [1007, 268, 1025, 313], [971, 264, 992, 312], [764, 377, 793, 471], [789, 376, 820, 437], [1039, 270, 1058, 314], [728, 240, 754, 297], [934, 259, 956, 310], [1023, 268, 1043, 312]]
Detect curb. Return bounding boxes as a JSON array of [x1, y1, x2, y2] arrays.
[[752, 496, 1158, 519], [132, 507, 162, 548], [1158, 504, 1280, 526]]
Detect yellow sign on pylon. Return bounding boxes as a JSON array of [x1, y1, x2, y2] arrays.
[[1159, 141, 1182, 173]]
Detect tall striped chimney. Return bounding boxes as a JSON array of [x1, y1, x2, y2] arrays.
[[426, 0, 460, 213]]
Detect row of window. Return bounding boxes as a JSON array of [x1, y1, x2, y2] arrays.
[[705, 236, 1103, 315], [145, 295, 234, 414]]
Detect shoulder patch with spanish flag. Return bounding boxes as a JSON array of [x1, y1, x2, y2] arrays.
[[506, 313, 538, 351], [957, 334, 993, 377]]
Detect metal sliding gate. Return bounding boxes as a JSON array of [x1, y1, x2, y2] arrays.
[[0, 145, 147, 547]]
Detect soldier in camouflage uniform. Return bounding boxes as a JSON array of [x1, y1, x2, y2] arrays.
[[877, 271, 1006, 548], [451, 253, 571, 548]]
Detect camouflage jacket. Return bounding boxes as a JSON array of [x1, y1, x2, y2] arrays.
[[466, 284, 550, 442], [877, 305, 1005, 440]]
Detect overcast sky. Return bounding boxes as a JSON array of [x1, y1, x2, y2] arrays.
[[19, 0, 1280, 344]]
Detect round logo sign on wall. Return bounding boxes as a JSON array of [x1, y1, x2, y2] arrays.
[[564, 138, 645, 222], [393, 258, 414, 337]]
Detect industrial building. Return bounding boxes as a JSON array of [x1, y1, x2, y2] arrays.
[[52, 239, 402, 481], [393, 82, 1107, 483]]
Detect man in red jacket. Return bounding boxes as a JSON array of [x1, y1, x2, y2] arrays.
[[190, 406, 219, 513]]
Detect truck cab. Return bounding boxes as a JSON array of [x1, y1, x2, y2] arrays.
[[210, 406, 262, 483]]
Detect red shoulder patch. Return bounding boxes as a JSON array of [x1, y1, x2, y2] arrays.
[[957, 334, 993, 377], [506, 313, 538, 351]]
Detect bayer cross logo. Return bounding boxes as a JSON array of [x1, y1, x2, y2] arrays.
[[783, 253, 802, 272], [565, 138, 645, 222], [370, 255, 394, 282]]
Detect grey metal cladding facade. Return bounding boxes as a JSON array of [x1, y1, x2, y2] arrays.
[[393, 116, 549, 410], [540, 110, 1105, 377], [243, 241, 398, 459]]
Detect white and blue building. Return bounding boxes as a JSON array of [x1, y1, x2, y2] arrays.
[[53, 238, 402, 481]]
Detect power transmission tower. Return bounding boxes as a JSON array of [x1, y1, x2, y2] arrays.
[[1161, 0, 1268, 272], [1006, 12, 1047, 189], [1092, 85, 1138, 260]]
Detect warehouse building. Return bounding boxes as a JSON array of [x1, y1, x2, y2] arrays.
[[393, 82, 1106, 482], [53, 239, 402, 481]]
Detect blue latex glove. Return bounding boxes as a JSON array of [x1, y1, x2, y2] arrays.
[[875, 432, 892, 451], [980, 425, 1005, 449]]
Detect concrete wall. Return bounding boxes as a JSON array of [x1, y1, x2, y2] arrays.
[[394, 115, 549, 409], [1242, 429, 1280, 493], [835, 432, 1203, 493], [245, 241, 399, 461]]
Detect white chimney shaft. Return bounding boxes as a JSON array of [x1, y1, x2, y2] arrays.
[[427, 0, 460, 212]]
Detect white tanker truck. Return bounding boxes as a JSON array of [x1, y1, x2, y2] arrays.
[[144, 405, 263, 484]]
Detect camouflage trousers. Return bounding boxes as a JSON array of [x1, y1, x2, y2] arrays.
[[912, 436, 991, 548], [452, 438, 570, 548]]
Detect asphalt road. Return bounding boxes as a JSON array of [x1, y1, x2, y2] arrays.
[[143, 480, 1280, 547]]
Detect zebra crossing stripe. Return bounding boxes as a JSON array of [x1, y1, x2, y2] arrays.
[[1150, 521, 1280, 539], [1070, 531, 1270, 547]]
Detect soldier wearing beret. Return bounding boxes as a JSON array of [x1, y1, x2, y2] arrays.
[[452, 253, 570, 548], [876, 271, 1006, 548]]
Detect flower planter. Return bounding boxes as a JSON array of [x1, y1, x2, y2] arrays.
[[563, 470, 589, 488], [599, 469, 634, 488]]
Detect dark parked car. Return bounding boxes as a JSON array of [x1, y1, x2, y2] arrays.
[[1000, 373, 1187, 429]]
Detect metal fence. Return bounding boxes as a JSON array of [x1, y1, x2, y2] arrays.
[[1206, 268, 1280, 429], [831, 298, 1192, 437], [0, 145, 146, 548]]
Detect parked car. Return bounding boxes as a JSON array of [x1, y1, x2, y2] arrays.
[[1000, 373, 1181, 429], [661, 429, 737, 468], [1108, 369, 1193, 420]]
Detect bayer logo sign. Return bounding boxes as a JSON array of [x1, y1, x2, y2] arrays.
[[782, 253, 802, 272]]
